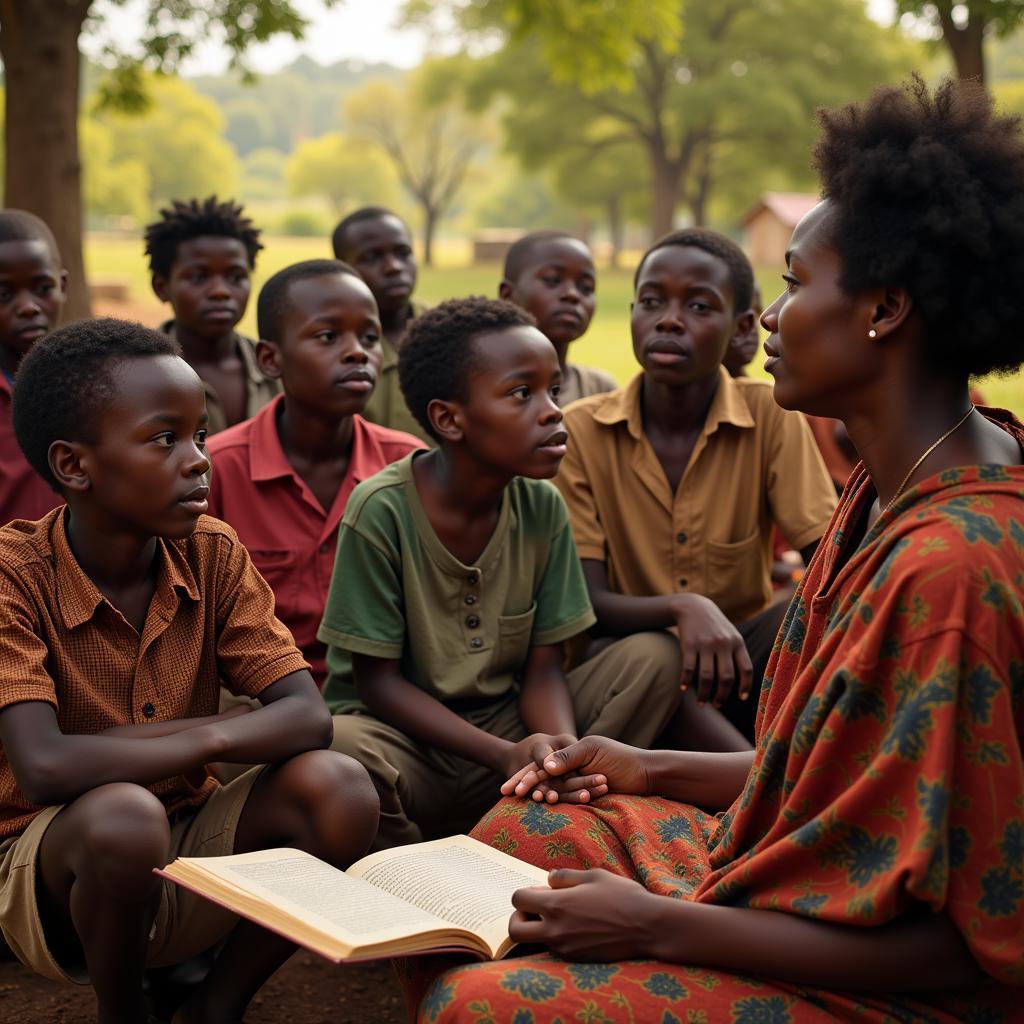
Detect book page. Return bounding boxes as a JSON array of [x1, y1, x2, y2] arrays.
[[348, 835, 549, 944], [184, 848, 448, 942]]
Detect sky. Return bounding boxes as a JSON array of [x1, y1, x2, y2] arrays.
[[85, 0, 898, 77]]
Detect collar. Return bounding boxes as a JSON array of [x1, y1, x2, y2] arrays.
[[593, 366, 755, 440], [53, 508, 200, 630], [161, 320, 267, 387], [248, 395, 384, 487]]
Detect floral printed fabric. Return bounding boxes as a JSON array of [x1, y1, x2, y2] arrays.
[[409, 412, 1024, 1023]]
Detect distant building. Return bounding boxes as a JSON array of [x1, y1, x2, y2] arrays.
[[741, 192, 819, 267]]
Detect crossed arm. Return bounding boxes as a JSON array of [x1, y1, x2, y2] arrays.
[[0, 669, 331, 806]]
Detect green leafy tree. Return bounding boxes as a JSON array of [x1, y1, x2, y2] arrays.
[[894, 0, 1024, 82], [286, 132, 400, 214], [346, 65, 492, 265], [239, 147, 288, 203], [80, 119, 150, 223], [93, 75, 240, 211], [418, 0, 913, 237], [0, 0, 333, 318]]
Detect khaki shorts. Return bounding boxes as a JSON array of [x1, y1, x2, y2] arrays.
[[0, 765, 264, 984]]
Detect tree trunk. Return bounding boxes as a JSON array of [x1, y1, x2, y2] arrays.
[[649, 150, 681, 240], [937, 5, 987, 83], [607, 197, 622, 270], [421, 206, 436, 267], [0, 0, 93, 321]]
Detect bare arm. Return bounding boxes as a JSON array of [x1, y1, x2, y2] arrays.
[[101, 703, 252, 739], [582, 559, 753, 708], [511, 869, 981, 993], [508, 736, 753, 811], [0, 670, 330, 806], [353, 653, 510, 772], [517, 643, 576, 738]]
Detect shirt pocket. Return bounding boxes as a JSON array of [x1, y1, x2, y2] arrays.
[[494, 603, 537, 674], [704, 529, 765, 620], [247, 548, 300, 615]]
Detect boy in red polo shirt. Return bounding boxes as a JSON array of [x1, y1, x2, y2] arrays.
[[0, 210, 67, 525], [207, 259, 424, 691]]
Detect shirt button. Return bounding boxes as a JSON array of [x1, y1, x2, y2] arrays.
[[142, 702, 155, 718], [470, 637, 483, 649], [679, 578, 688, 587], [677, 532, 687, 543], [466, 614, 481, 628], [467, 572, 479, 585], [465, 594, 477, 605]]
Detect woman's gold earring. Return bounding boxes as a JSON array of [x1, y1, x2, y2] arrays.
[[868, 329, 877, 338]]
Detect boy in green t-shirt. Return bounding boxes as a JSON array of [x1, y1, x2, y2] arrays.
[[319, 297, 682, 848]]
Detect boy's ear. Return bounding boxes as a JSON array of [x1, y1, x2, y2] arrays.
[[256, 339, 284, 380], [730, 309, 756, 344], [48, 440, 91, 494], [868, 286, 914, 341], [498, 280, 514, 301], [427, 398, 465, 444], [151, 273, 170, 303]]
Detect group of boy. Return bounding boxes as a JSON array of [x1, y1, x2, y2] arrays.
[[0, 197, 836, 1021]]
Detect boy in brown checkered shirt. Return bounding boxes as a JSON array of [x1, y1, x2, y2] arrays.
[[0, 319, 378, 1024]]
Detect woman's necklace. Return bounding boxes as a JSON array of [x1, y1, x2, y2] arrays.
[[882, 404, 976, 514]]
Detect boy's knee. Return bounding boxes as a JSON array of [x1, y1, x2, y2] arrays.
[[73, 783, 169, 881], [278, 750, 379, 835]]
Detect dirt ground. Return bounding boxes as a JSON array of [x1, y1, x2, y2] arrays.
[[0, 952, 409, 1023]]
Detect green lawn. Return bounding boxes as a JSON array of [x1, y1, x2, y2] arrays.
[[85, 234, 1024, 414]]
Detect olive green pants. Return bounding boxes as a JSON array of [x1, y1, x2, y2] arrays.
[[330, 631, 681, 850]]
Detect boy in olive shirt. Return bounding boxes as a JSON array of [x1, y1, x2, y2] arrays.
[[319, 298, 681, 848]]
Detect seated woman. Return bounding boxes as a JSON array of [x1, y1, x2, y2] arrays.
[[406, 76, 1024, 1024]]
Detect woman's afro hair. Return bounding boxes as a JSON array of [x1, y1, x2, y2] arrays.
[[814, 74, 1024, 378], [398, 297, 535, 442]]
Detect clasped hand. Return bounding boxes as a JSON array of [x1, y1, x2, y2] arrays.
[[501, 735, 651, 804]]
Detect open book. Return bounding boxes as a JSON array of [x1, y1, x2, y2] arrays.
[[158, 834, 550, 962]]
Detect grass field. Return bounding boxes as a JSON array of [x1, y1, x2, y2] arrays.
[[85, 233, 1024, 414]]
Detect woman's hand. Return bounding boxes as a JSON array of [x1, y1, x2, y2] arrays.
[[509, 869, 667, 960], [503, 735, 652, 803]]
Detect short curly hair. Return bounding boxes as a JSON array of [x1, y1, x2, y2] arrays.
[[814, 75, 1024, 378], [144, 196, 263, 278], [398, 297, 535, 442], [13, 318, 180, 491], [635, 228, 754, 314], [0, 209, 61, 263], [257, 258, 363, 341], [503, 229, 581, 281], [331, 206, 408, 261]]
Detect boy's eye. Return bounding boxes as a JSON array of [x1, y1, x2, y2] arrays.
[[510, 385, 531, 400], [0, 288, 12, 303], [689, 302, 711, 313], [195, 429, 208, 447], [363, 331, 380, 346], [782, 273, 799, 292], [541, 275, 561, 287], [35, 282, 54, 296], [551, 383, 561, 398], [638, 295, 660, 309], [579, 281, 595, 296], [315, 330, 337, 344], [154, 433, 175, 448]]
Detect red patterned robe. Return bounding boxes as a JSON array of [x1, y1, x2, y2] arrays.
[[410, 411, 1024, 1023]]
